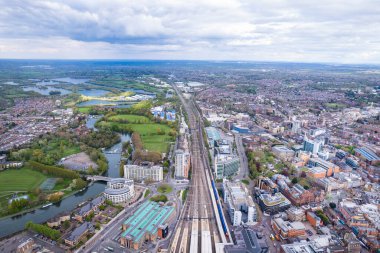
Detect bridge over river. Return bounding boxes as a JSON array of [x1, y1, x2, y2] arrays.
[[85, 175, 113, 182]]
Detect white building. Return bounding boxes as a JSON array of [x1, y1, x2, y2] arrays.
[[175, 149, 190, 179], [223, 179, 256, 226], [104, 178, 135, 203], [124, 165, 163, 182]]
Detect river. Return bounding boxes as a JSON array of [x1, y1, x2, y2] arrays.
[[0, 116, 129, 238]]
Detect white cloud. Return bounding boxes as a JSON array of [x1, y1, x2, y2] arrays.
[[0, 0, 379, 63]]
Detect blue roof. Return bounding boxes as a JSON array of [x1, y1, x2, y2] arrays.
[[206, 127, 221, 141], [355, 147, 380, 162]]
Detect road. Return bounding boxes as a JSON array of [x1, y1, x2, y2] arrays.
[[169, 85, 227, 253]]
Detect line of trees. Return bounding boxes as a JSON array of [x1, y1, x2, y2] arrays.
[[131, 133, 162, 163], [25, 221, 61, 240], [28, 161, 79, 179]]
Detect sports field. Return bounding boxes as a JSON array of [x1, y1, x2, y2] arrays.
[[0, 168, 47, 192]]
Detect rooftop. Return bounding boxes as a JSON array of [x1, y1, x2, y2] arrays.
[[121, 201, 174, 243]]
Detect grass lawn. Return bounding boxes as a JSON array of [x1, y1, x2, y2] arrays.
[[108, 114, 151, 123], [0, 168, 47, 192], [52, 178, 73, 191], [77, 107, 91, 114], [325, 103, 346, 109], [98, 119, 174, 153], [157, 184, 173, 194]]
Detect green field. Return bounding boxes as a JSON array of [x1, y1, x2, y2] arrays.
[[108, 114, 151, 123], [99, 115, 175, 153], [0, 168, 47, 192], [77, 107, 91, 114]]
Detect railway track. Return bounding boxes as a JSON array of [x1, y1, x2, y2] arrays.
[[169, 85, 222, 253]]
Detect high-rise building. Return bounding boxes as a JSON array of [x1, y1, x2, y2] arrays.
[[124, 165, 163, 182], [291, 118, 301, 133], [175, 149, 190, 179], [303, 136, 323, 154]]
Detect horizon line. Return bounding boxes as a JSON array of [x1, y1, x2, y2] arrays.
[[0, 58, 379, 66]]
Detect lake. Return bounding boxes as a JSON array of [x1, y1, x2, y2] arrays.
[[79, 89, 110, 97], [22, 86, 72, 95], [52, 78, 89, 84]]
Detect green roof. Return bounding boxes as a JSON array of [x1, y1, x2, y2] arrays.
[[121, 201, 174, 243]]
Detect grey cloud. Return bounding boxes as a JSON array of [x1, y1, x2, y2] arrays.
[[0, 0, 379, 63]]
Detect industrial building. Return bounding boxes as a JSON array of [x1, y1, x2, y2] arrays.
[[120, 201, 175, 250], [104, 178, 135, 203], [223, 180, 256, 226], [124, 164, 163, 182]]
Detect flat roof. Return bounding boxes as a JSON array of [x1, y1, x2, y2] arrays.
[[121, 201, 174, 243]]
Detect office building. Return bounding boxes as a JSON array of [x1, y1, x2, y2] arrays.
[[271, 217, 306, 239], [223, 180, 256, 226], [104, 178, 135, 203], [308, 157, 340, 177], [286, 207, 306, 222], [124, 164, 163, 182], [256, 191, 291, 214], [272, 145, 295, 162], [303, 136, 323, 154], [175, 149, 190, 179], [214, 155, 240, 179], [280, 241, 324, 253]]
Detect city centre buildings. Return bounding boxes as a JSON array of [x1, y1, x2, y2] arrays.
[[223, 180, 256, 226]]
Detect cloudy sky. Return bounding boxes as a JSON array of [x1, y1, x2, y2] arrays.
[[0, 0, 379, 63]]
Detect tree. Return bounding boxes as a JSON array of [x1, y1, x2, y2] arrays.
[[291, 177, 298, 184], [300, 171, 307, 178], [62, 220, 70, 229], [329, 202, 337, 209]]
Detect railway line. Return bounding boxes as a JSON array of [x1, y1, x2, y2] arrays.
[[169, 85, 229, 253]]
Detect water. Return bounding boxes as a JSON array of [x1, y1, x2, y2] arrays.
[[0, 118, 130, 238], [77, 100, 133, 107], [36, 80, 60, 86], [52, 78, 89, 84], [79, 89, 110, 97], [85, 116, 101, 130], [104, 134, 130, 178], [0, 182, 105, 238], [22, 86, 71, 96]]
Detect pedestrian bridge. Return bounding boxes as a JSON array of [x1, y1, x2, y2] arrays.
[[85, 175, 112, 182]]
